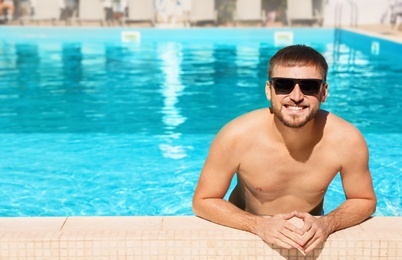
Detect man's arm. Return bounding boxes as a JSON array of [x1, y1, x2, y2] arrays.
[[192, 122, 305, 250], [320, 129, 376, 229], [296, 128, 376, 253]]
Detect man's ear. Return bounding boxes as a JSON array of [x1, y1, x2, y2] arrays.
[[265, 81, 272, 101], [321, 83, 329, 102]]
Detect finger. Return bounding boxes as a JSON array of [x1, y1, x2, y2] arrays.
[[304, 236, 323, 253], [303, 226, 327, 251], [280, 225, 307, 246], [300, 220, 313, 233], [283, 221, 303, 236], [300, 222, 320, 244], [299, 230, 315, 247], [271, 237, 294, 249], [269, 228, 300, 250], [297, 247, 307, 256], [282, 211, 297, 220], [298, 214, 315, 235], [275, 230, 305, 250], [293, 211, 310, 221]]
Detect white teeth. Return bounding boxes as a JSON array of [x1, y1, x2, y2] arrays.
[[288, 106, 303, 111]]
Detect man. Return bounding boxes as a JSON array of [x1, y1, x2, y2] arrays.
[[192, 45, 376, 254]]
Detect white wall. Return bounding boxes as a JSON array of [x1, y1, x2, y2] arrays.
[[322, 0, 392, 26]]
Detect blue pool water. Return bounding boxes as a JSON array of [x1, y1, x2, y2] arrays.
[[0, 27, 401, 217]]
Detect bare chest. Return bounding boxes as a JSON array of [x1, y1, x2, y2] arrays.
[[237, 145, 340, 196]]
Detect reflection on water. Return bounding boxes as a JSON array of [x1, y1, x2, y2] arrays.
[[158, 42, 186, 131], [158, 42, 188, 159], [63, 43, 82, 89], [0, 41, 272, 134], [323, 42, 402, 132], [0, 36, 401, 134], [16, 44, 40, 89], [235, 45, 260, 88]]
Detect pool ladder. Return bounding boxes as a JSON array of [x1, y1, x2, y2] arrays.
[[333, 0, 359, 71], [334, 0, 358, 28]]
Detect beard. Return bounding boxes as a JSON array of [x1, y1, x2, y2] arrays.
[[270, 103, 319, 128]]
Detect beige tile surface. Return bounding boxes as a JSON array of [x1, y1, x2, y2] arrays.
[[0, 216, 401, 259], [354, 24, 402, 43], [360, 217, 402, 240], [162, 216, 234, 231], [0, 217, 66, 232], [62, 216, 163, 232]]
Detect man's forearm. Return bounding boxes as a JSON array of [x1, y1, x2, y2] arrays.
[[320, 198, 376, 234], [193, 198, 263, 235], [194, 198, 307, 251]]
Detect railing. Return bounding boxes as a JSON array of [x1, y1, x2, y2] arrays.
[[334, 0, 358, 28], [333, 0, 358, 72]]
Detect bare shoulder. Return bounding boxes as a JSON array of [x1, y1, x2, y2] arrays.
[[324, 111, 368, 154], [211, 108, 270, 149], [325, 112, 365, 138], [205, 108, 270, 170], [218, 108, 270, 137]]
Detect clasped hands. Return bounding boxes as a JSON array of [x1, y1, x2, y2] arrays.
[[255, 211, 329, 255]]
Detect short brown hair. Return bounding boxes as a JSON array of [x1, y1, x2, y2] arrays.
[[268, 45, 328, 80]]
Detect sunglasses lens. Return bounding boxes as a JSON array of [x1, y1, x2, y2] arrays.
[[271, 78, 323, 95], [299, 80, 321, 95], [273, 79, 295, 94]]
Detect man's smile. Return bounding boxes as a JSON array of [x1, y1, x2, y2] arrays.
[[285, 105, 307, 112]]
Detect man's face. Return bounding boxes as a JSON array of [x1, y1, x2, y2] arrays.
[[265, 65, 328, 128]]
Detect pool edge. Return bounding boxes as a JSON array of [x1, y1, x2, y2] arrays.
[[0, 216, 400, 258]]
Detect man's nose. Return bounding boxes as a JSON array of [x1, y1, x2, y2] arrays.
[[289, 84, 304, 102]]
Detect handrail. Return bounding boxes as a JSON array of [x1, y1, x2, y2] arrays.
[[334, 1, 343, 28], [334, 0, 358, 28], [347, 0, 358, 27], [333, 0, 358, 71]]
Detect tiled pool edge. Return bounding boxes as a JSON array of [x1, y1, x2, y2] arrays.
[[0, 216, 400, 259]]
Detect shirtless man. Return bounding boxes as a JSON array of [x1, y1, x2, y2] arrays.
[[192, 45, 376, 254]]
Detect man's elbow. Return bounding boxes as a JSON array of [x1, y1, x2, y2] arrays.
[[192, 196, 202, 216], [192, 203, 198, 216], [368, 197, 377, 216], [360, 195, 377, 218], [192, 195, 211, 218]]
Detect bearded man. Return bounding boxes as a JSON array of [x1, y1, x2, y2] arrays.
[[192, 44, 376, 254]]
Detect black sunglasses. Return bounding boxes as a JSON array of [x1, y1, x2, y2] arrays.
[[268, 77, 326, 96]]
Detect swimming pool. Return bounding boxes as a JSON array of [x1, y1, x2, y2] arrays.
[[0, 27, 401, 217]]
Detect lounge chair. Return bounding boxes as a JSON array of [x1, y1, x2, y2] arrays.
[[234, 0, 265, 26], [126, 0, 154, 26], [286, 0, 323, 26], [390, 0, 402, 30], [0, 0, 14, 24], [188, 0, 216, 26], [32, 0, 60, 25], [78, 0, 105, 26], [59, 0, 78, 24]]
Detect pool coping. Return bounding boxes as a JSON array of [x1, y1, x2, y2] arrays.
[[351, 25, 402, 44], [0, 216, 401, 259]]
